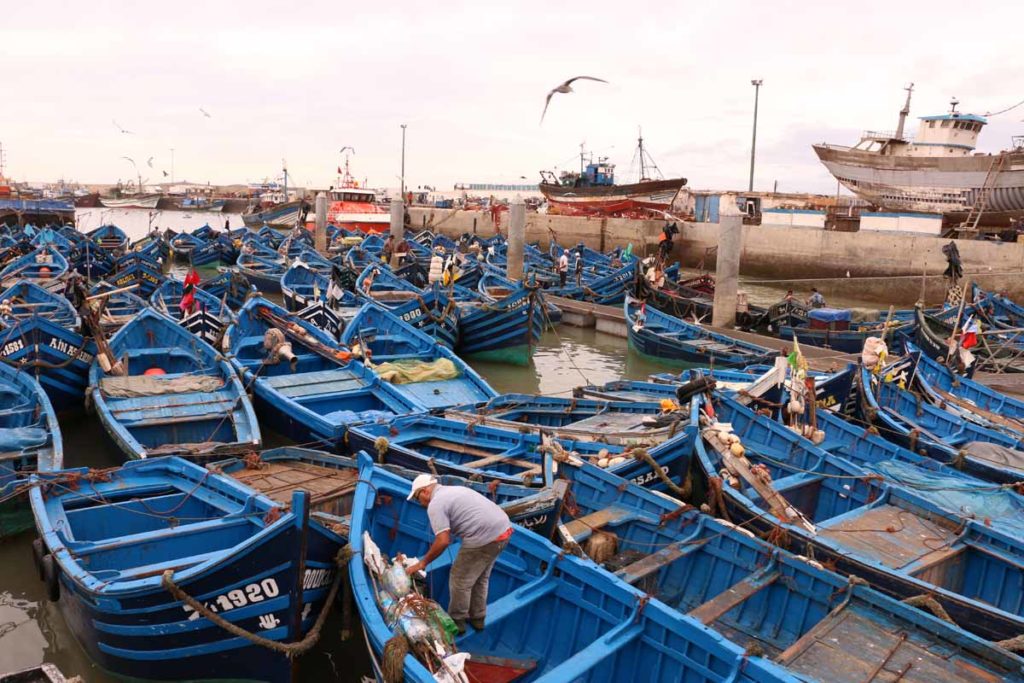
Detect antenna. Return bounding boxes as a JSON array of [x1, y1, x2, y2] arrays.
[[579, 141, 587, 174], [950, 97, 960, 113]]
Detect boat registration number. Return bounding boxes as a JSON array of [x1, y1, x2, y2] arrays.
[[631, 467, 669, 487], [182, 578, 281, 620]]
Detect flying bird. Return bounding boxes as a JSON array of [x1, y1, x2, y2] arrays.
[[162, 170, 169, 177], [146, 157, 154, 168], [540, 76, 608, 123], [339, 146, 355, 155], [199, 107, 211, 118], [112, 119, 133, 134]]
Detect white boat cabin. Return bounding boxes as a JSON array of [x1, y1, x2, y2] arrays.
[[852, 94, 987, 158]]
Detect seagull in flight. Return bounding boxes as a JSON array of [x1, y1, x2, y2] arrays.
[[541, 76, 608, 123], [146, 156, 154, 168], [199, 107, 211, 118], [162, 170, 169, 177], [112, 119, 133, 134], [339, 146, 355, 155]]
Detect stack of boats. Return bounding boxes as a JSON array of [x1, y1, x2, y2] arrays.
[[6, 219, 1024, 682]]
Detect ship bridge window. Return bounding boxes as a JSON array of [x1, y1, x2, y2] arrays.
[[941, 120, 951, 128], [929, 121, 936, 128]]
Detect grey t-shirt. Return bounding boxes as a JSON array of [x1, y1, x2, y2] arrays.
[[427, 485, 511, 548]]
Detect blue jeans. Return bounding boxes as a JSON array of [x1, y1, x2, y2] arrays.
[[448, 538, 509, 621]]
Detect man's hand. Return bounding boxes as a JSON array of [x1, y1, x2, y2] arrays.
[[405, 560, 424, 576]]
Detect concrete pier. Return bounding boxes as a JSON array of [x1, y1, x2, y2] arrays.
[[712, 212, 742, 328], [506, 196, 525, 281], [389, 199, 404, 269], [314, 193, 327, 254], [408, 207, 1024, 303]]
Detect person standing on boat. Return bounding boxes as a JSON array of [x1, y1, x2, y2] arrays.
[[807, 288, 826, 308], [574, 249, 584, 286], [381, 234, 394, 264], [405, 475, 512, 634], [558, 249, 570, 287]]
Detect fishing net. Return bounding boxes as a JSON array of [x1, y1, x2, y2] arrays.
[[100, 375, 225, 397], [867, 459, 1024, 533], [371, 358, 460, 385]]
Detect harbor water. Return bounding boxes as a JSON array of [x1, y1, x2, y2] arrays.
[[0, 208, 889, 680]]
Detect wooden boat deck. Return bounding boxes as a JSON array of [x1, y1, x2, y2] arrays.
[[817, 504, 959, 570], [224, 461, 358, 509], [778, 606, 1004, 683], [263, 368, 368, 398]]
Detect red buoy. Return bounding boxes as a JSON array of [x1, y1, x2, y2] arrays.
[[143, 367, 166, 376]]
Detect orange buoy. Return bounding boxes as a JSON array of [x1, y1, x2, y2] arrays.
[[143, 367, 166, 376], [38, 266, 51, 278]]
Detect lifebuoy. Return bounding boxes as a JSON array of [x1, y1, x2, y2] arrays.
[[42, 554, 60, 602], [144, 367, 166, 376]]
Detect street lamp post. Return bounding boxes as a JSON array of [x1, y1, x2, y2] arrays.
[[400, 124, 407, 201], [748, 80, 762, 192]]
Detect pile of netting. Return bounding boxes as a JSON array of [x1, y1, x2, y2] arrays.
[[362, 532, 469, 683]]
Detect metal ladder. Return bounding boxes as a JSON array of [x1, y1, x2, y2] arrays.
[[959, 153, 1006, 234]]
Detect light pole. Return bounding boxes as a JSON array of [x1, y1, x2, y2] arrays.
[[400, 124, 407, 201], [748, 79, 762, 192]]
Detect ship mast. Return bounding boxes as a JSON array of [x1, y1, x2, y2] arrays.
[[638, 128, 646, 182], [894, 83, 914, 140]]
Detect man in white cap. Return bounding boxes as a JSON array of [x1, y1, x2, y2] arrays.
[[404, 474, 512, 634]]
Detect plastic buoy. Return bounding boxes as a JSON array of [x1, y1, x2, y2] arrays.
[[38, 266, 51, 278], [144, 367, 166, 376]]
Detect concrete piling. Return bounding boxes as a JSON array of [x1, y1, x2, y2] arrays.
[[506, 195, 525, 282], [389, 199, 404, 269], [712, 211, 742, 328], [314, 192, 327, 254]]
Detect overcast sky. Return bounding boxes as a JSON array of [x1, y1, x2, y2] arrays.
[[3, 0, 1021, 194]]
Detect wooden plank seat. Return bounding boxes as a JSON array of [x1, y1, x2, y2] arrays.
[[817, 504, 959, 570], [263, 369, 368, 399], [108, 392, 238, 427], [687, 565, 781, 625], [562, 506, 643, 542]]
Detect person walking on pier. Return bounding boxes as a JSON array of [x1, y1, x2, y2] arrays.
[[404, 474, 512, 634], [574, 249, 583, 286], [558, 249, 569, 287]]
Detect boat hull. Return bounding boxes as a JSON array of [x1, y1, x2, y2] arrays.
[[814, 145, 1024, 221], [457, 286, 544, 366], [0, 318, 94, 413], [99, 195, 162, 209], [540, 178, 686, 215]]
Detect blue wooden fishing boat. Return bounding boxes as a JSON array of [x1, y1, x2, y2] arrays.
[[339, 301, 495, 410], [201, 269, 254, 311], [457, 280, 545, 366], [213, 446, 564, 538], [0, 361, 62, 537], [280, 262, 356, 313], [350, 407, 694, 489], [88, 280, 150, 333], [170, 231, 222, 266], [85, 224, 129, 253], [235, 253, 286, 294], [914, 304, 1024, 373], [29, 456, 342, 682], [348, 452, 798, 683], [903, 340, 1024, 426], [777, 307, 914, 353], [691, 390, 1024, 643], [480, 268, 562, 324], [151, 278, 235, 343], [90, 308, 260, 462], [0, 246, 70, 293], [355, 264, 459, 349], [224, 297, 417, 447], [970, 283, 1024, 329], [856, 364, 1024, 483], [130, 231, 170, 262], [556, 457, 1024, 681], [69, 241, 115, 280], [625, 296, 774, 367], [241, 237, 285, 262], [110, 253, 164, 297], [30, 227, 75, 254], [447, 393, 691, 446], [0, 281, 94, 412]]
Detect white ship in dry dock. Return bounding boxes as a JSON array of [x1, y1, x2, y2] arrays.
[[813, 86, 1024, 229]]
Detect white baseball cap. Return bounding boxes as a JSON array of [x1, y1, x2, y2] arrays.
[[407, 474, 438, 500]]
